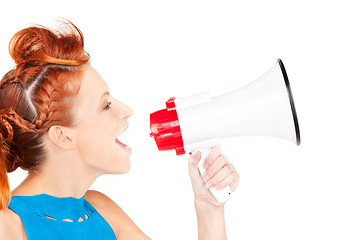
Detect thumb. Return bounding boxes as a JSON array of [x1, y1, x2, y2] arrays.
[[188, 151, 201, 173], [188, 151, 204, 185]]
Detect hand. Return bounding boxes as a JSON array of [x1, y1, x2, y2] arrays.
[[188, 146, 240, 207]]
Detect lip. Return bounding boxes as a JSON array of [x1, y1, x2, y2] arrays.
[[115, 137, 132, 154]]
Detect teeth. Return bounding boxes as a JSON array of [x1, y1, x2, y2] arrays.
[[116, 127, 128, 139], [116, 128, 130, 146]]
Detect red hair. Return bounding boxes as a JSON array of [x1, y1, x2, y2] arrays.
[[0, 20, 90, 209]]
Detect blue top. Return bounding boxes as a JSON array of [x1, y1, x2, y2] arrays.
[[8, 194, 117, 240]]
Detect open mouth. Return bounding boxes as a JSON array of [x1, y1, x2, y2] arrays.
[[115, 127, 132, 154]]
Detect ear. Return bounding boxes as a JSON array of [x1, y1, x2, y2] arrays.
[[47, 126, 76, 150]]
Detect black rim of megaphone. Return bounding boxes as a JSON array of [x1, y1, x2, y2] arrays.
[[277, 58, 301, 145]]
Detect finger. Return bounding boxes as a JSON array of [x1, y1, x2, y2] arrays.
[[215, 168, 240, 191], [203, 146, 222, 170], [188, 151, 209, 193], [188, 151, 201, 169], [203, 155, 229, 182], [229, 169, 240, 192], [188, 151, 203, 180], [205, 165, 231, 189]]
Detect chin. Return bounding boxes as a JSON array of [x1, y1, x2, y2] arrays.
[[111, 158, 131, 174], [118, 161, 131, 174]]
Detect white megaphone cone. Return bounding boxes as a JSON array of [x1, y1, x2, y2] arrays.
[[150, 59, 300, 203]]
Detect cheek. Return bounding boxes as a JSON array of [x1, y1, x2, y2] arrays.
[[76, 123, 130, 174]]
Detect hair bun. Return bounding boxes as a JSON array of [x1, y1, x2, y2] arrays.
[[9, 26, 48, 64], [9, 21, 89, 66]]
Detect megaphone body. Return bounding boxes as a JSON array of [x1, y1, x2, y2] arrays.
[[150, 59, 301, 203]]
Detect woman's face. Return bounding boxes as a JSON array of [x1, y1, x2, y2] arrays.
[[73, 65, 133, 175]]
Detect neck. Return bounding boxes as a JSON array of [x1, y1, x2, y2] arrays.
[[12, 151, 100, 199]]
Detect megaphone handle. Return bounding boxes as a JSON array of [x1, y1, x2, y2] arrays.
[[198, 148, 232, 203]]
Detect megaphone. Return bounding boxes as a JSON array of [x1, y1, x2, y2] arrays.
[[150, 59, 300, 203]]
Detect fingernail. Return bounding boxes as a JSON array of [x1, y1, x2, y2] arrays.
[[206, 182, 213, 189], [203, 174, 210, 182], [204, 162, 209, 169]]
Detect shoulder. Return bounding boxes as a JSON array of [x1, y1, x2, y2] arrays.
[[85, 190, 151, 240], [85, 190, 117, 212], [0, 207, 27, 240]]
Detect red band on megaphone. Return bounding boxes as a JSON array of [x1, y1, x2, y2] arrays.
[[150, 97, 185, 155]]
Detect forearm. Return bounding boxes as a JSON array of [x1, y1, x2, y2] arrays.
[[194, 200, 227, 240]]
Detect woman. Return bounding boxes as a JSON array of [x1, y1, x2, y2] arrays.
[[0, 20, 239, 239]]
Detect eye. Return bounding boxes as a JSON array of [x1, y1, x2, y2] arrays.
[[103, 101, 112, 110]]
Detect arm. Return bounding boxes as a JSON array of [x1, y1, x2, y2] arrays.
[[0, 207, 27, 240], [85, 190, 151, 240], [0, 211, 11, 240], [188, 147, 240, 240], [195, 201, 226, 240]]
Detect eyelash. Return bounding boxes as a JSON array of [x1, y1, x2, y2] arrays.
[[103, 101, 112, 110]]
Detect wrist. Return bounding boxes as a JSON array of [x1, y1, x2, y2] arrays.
[[194, 198, 225, 224], [194, 199, 226, 240], [194, 198, 225, 212]]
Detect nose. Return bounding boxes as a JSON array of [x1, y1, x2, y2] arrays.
[[115, 99, 133, 120]]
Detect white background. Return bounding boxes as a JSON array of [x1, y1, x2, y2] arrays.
[[1, 1, 353, 239]]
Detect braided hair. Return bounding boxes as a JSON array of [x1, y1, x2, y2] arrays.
[[0, 20, 90, 209]]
